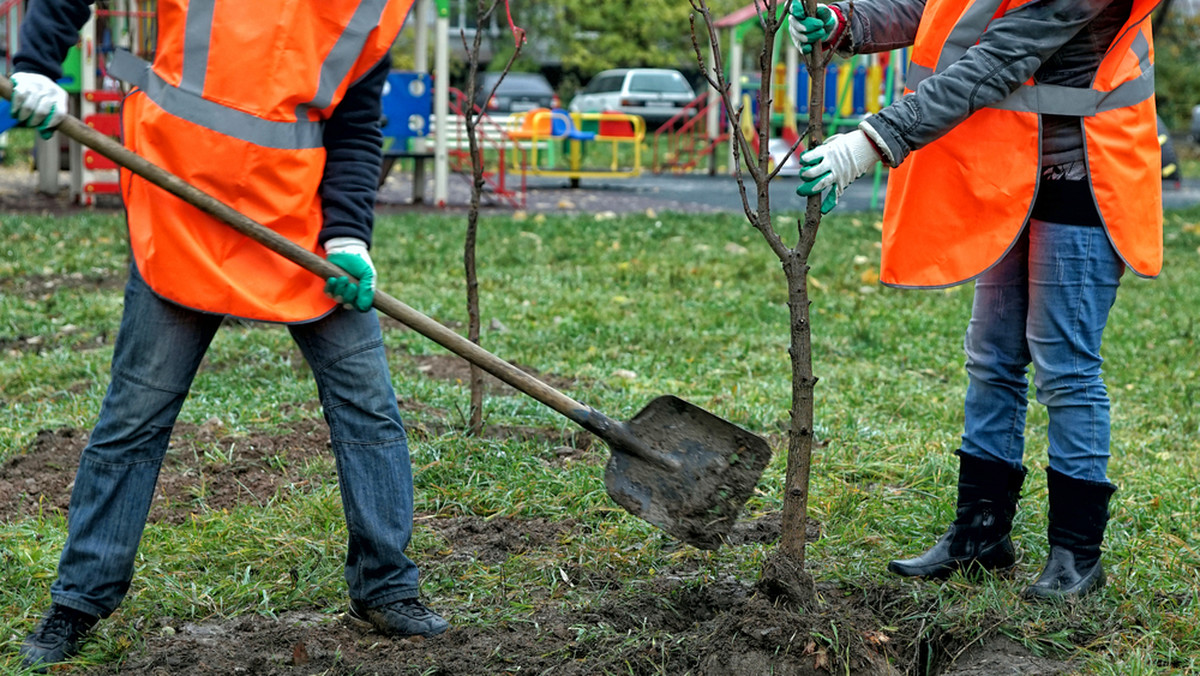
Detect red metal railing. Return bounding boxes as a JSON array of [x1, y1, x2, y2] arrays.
[[651, 90, 728, 175], [445, 86, 523, 209]]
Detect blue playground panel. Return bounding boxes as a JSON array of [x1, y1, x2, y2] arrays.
[[380, 71, 432, 153], [795, 62, 869, 115], [0, 99, 18, 135]]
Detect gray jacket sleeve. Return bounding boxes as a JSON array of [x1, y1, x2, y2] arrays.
[[846, 0, 1118, 166], [830, 0, 925, 54]]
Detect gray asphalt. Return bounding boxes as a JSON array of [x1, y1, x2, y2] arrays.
[[505, 171, 1200, 215]]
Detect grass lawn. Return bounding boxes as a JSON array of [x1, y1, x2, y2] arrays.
[[1, 202, 1198, 674]]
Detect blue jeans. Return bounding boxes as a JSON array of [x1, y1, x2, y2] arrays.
[[51, 266, 420, 618], [960, 219, 1124, 483]]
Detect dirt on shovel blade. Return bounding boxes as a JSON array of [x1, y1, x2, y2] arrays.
[[603, 396, 772, 550]]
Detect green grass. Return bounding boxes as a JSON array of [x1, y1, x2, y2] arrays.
[[1, 128, 35, 168], [1, 204, 1199, 673]]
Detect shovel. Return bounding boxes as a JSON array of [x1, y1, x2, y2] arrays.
[[1, 80, 772, 550]]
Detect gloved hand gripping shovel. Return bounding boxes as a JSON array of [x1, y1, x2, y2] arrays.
[[1, 79, 772, 550]]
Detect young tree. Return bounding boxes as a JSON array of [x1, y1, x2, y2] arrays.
[[690, 0, 829, 602], [460, 0, 526, 435]]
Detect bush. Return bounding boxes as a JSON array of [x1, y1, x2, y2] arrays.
[[1154, 14, 1200, 132]]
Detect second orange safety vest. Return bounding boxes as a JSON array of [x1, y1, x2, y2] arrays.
[[880, 0, 1163, 288], [116, 0, 413, 322]]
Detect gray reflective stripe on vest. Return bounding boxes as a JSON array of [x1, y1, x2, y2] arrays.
[[906, 4, 1155, 116], [990, 66, 1154, 114], [107, 50, 324, 150], [296, 0, 390, 119], [181, 0, 216, 95], [934, 0, 1003, 72]]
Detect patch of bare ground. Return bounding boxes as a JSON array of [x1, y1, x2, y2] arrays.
[[411, 353, 580, 395], [0, 420, 337, 525], [74, 560, 1072, 676], [4, 423, 1072, 675]]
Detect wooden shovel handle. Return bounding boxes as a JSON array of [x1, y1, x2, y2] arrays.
[[0, 78, 624, 438]]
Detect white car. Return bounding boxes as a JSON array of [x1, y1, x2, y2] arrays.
[[569, 68, 697, 128], [1191, 104, 1200, 143]]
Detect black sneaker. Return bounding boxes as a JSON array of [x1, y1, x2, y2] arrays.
[[348, 597, 448, 638], [18, 604, 99, 672]]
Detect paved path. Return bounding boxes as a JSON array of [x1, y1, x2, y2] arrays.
[[378, 166, 1200, 215]]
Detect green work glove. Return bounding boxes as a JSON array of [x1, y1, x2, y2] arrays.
[[788, 4, 841, 54], [323, 236, 376, 312]]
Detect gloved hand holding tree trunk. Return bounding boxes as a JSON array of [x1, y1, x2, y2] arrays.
[[787, 3, 846, 54], [795, 128, 882, 214]]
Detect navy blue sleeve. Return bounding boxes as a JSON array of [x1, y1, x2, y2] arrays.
[[318, 57, 390, 248], [13, 0, 95, 78]]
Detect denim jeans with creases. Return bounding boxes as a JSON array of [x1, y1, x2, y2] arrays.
[[960, 219, 1125, 483], [50, 266, 420, 618]]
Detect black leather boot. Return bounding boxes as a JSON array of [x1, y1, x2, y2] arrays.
[[888, 451, 1028, 578], [1024, 468, 1116, 600]]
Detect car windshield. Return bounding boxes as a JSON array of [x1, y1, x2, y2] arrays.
[[628, 73, 692, 95], [484, 73, 552, 96], [584, 74, 625, 94]]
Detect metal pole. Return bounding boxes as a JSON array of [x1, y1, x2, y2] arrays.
[[434, 12, 449, 206]]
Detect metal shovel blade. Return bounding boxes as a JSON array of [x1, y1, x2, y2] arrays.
[[603, 395, 772, 550]]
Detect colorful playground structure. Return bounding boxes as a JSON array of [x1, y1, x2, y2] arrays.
[[3, 0, 901, 208], [651, 1, 907, 190], [503, 108, 645, 187]]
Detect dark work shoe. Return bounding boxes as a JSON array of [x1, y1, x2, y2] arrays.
[[348, 597, 449, 638], [18, 604, 99, 672]]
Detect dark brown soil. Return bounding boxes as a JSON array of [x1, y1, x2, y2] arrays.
[[411, 353, 581, 395]]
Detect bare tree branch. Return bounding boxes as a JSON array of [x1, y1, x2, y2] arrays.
[[459, 0, 524, 435]]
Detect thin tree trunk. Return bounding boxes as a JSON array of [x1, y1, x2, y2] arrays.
[[689, 0, 826, 601], [461, 0, 524, 436], [779, 1, 828, 565]]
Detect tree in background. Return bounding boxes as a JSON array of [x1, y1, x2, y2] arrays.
[[1153, 9, 1200, 132], [459, 0, 525, 435]]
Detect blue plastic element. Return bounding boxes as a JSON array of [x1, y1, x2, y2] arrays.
[[796, 64, 809, 114], [550, 109, 595, 141], [824, 64, 838, 111], [852, 64, 868, 114], [380, 71, 432, 153], [0, 99, 19, 135]]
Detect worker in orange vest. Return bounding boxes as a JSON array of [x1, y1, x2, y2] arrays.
[[790, 0, 1162, 600], [10, 1, 447, 670]]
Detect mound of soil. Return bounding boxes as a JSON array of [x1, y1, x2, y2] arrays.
[[72, 558, 1071, 676]]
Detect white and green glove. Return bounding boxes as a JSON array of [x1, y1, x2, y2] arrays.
[[795, 129, 881, 214], [9, 73, 68, 140], [323, 236, 376, 312], [788, 4, 842, 54]]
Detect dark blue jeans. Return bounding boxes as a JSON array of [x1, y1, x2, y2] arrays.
[[960, 219, 1125, 483], [50, 267, 420, 618]]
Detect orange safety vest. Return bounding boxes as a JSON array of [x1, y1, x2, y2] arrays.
[[880, 0, 1163, 288], [115, 0, 412, 322]]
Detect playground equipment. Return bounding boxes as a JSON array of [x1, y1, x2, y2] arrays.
[[506, 108, 645, 186], [655, 0, 905, 208], [1, 0, 473, 207], [1, 0, 153, 202]]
